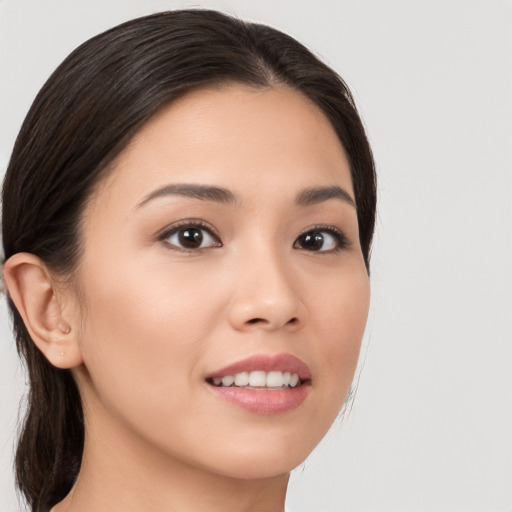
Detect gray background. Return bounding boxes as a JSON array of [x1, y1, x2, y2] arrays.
[[1, 1, 510, 511]]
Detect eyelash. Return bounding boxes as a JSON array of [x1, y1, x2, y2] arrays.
[[158, 221, 350, 253], [159, 220, 222, 252], [294, 225, 350, 254]]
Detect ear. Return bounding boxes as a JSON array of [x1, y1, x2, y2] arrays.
[[3, 253, 83, 369]]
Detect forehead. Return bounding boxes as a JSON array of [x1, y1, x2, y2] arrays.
[[89, 84, 353, 214]]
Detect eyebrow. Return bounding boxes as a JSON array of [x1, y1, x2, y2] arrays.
[[296, 186, 356, 208], [137, 183, 355, 209], [137, 183, 238, 208]]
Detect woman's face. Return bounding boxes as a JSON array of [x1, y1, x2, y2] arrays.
[[71, 84, 370, 478]]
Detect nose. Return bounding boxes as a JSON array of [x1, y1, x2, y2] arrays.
[[227, 247, 304, 332]]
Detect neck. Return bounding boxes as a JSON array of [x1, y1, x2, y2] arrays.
[[52, 409, 289, 512]]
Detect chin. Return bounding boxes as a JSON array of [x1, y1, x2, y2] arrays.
[[198, 428, 322, 480], [212, 454, 306, 481]]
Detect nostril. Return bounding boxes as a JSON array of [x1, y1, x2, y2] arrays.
[[246, 317, 298, 326]]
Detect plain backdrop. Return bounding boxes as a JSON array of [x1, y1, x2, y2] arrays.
[[0, 1, 510, 511]]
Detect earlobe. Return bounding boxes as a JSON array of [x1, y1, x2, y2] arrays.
[[3, 252, 83, 369]]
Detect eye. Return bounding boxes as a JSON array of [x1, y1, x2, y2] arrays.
[[293, 227, 348, 253], [161, 222, 221, 251]]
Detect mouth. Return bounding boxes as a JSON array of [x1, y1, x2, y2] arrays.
[[207, 370, 304, 390], [205, 353, 311, 414]]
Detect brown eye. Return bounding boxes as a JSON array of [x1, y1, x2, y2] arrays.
[[294, 228, 347, 252], [178, 228, 203, 248], [163, 224, 221, 250], [296, 231, 325, 251]]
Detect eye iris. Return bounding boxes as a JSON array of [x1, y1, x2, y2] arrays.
[[178, 228, 203, 248], [300, 231, 324, 250]]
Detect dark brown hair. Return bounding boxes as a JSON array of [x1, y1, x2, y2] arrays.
[[2, 9, 376, 511]]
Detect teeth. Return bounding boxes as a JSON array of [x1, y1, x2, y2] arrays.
[[266, 371, 283, 387], [211, 370, 302, 388], [221, 375, 234, 387], [249, 371, 266, 387], [234, 372, 249, 386]]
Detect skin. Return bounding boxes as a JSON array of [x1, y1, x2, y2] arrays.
[[6, 84, 370, 512]]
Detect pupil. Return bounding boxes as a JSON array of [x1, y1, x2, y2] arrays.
[[301, 231, 324, 250], [178, 228, 203, 248]]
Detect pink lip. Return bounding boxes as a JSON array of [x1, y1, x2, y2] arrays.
[[207, 353, 311, 380], [206, 353, 311, 415]]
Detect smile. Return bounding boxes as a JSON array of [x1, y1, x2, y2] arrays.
[[206, 354, 311, 414], [209, 370, 302, 389]]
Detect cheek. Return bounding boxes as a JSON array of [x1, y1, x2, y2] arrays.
[[81, 255, 218, 348], [75, 257, 221, 418], [307, 268, 370, 419]]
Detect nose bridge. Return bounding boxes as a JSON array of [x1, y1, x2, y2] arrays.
[[228, 234, 302, 331]]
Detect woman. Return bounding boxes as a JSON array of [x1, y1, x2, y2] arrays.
[[2, 9, 376, 512]]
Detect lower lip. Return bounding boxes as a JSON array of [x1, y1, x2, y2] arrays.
[[207, 383, 310, 414]]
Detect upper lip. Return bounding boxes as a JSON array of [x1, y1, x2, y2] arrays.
[[207, 353, 311, 381]]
